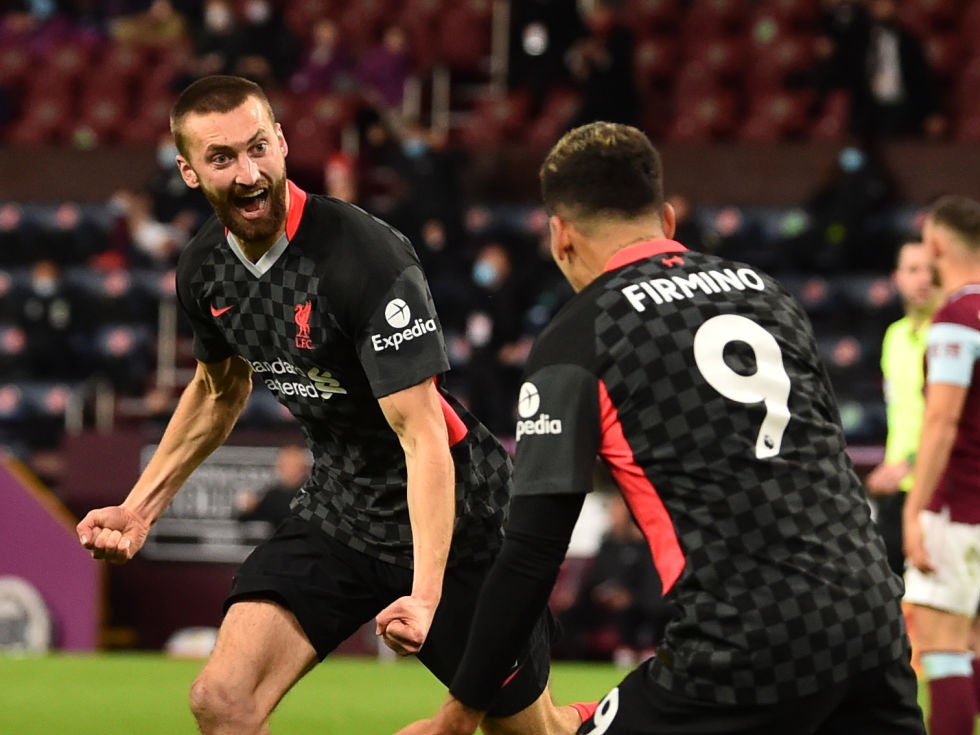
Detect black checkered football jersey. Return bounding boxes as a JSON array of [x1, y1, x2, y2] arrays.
[[175, 182, 509, 567], [512, 239, 906, 705]]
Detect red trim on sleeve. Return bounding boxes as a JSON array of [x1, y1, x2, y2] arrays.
[[597, 379, 685, 593], [285, 180, 308, 240], [603, 239, 687, 273], [435, 379, 468, 446]]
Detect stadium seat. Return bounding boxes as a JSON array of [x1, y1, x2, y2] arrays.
[[634, 36, 680, 91], [438, 1, 492, 74], [738, 90, 810, 141], [88, 324, 155, 395], [683, 0, 749, 39], [747, 32, 817, 90], [666, 90, 738, 142], [923, 33, 964, 84], [756, 0, 821, 32], [0, 325, 28, 378], [626, 0, 684, 35], [688, 36, 746, 85], [808, 89, 850, 141], [5, 85, 74, 145], [0, 45, 31, 91], [74, 87, 130, 145]]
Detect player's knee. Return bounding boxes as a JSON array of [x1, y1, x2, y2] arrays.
[[189, 670, 260, 732]]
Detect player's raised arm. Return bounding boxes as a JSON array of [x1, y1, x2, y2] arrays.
[[375, 378, 454, 655], [77, 356, 253, 563]]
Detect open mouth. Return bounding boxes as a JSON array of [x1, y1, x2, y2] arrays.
[[233, 188, 269, 219]]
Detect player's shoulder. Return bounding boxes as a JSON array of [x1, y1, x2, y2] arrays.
[[300, 194, 417, 267], [935, 285, 980, 330], [527, 291, 600, 373], [177, 215, 225, 283]]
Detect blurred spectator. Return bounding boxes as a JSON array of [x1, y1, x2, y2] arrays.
[[507, 0, 584, 119], [355, 25, 413, 114], [236, 444, 311, 529], [851, 0, 946, 141], [233, 0, 299, 87], [289, 17, 355, 95], [145, 131, 211, 235], [566, 0, 639, 128], [109, 188, 189, 268], [110, 0, 190, 50], [814, 0, 946, 142], [191, 0, 241, 77], [555, 493, 667, 665], [458, 241, 529, 434], [786, 144, 899, 273], [17, 260, 77, 379]]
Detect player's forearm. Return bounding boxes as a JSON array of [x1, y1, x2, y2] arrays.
[[124, 368, 252, 524], [406, 440, 455, 604], [904, 414, 958, 518]]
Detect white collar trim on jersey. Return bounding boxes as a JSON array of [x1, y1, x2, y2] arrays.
[[225, 231, 290, 277]]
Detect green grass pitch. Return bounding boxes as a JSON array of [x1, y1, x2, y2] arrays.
[[0, 654, 624, 734], [0, 653, 962, 734]]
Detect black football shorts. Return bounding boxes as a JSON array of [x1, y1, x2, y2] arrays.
[[578, 651, 924, 735], [226, 516, 553, 718]]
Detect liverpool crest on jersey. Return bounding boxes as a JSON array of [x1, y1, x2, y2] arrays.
[[294, 300, 313, 349]]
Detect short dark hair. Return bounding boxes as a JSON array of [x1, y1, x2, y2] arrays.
[[539, 122, 663, 223], [170, 75, 274, 156], [929, 195, 980, 251]]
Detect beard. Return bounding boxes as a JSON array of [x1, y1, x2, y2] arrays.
[[202, 172, 289, 247]]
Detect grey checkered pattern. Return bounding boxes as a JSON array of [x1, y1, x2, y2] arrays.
[[176, 198, 509, 568], [539, 249, 906, 705]]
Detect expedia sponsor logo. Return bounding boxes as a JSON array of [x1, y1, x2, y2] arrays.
[[372, 299, 438, 351], [515, 382, 562, 441], [249, 359, 347, 400]]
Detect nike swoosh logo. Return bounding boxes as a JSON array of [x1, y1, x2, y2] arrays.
[[210, 304, 234, 317]]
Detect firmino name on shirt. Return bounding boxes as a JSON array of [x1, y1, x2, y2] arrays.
[[621, 267, 766, 312]]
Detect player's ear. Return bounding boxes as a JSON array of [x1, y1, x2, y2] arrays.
[[177, 155, 200, 189], [662, 201, 677, 239], [275, 122, 288, 158], [549, 214, 573, 262]]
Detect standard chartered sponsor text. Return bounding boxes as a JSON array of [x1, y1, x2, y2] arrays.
[[250, 358, 347, 400]]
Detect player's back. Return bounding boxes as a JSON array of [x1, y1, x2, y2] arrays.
[[927, 285, 980, 521], [549, 242, 907, 704]]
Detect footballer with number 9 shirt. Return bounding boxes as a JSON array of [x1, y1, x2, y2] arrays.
[[396, 122, 925, 735], [75, 75, 587, 735]]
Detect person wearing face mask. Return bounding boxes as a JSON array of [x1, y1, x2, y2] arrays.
[[18, 259, 76, 380], [461, 242, 532, 435]]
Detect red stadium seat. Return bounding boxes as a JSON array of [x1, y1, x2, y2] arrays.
[[666, 89, 738, 142], [523, 89, 581, 147], [808, 89, 850, 141], [438, 2, 492, 73], [6, 86, 74, 145], [75, 88, 130, 144], [687, 36, 746, 85], [953, 113, 980, 142], [634, 36, 680, 90], [924, 33, 964, 85], [626, 0, 684, 35], [0, 45, 32, 90], [756, 0, 821, 31], [738, 90, 810, 141], [748, 32, 817, 89], [683, 0, 749, 38]]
